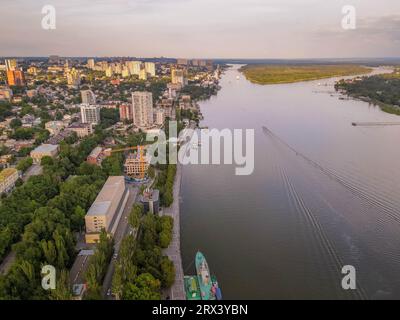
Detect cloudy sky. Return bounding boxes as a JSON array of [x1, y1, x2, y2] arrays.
[[1, 0, 400, 58]]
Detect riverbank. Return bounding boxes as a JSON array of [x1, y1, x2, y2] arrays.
[[335, 72, 400, 116], [239, 64, 372, 85]]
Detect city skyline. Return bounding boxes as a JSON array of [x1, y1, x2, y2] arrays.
[[1, 0, 400, 59]]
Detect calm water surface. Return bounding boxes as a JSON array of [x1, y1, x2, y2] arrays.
[[181, 65, 400, 299]]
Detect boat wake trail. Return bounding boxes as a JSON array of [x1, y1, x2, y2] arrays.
[[280, 167, 366, 299], [262, 126, 400, 226]]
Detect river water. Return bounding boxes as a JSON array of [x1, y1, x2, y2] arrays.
[[180, 65, 400, 299]]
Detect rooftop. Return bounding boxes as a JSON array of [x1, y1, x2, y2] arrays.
[[31, 144, 58, 153], [88, 146, 103, 158], [0, 168, 18, 182], [86, 176, 125, 217]]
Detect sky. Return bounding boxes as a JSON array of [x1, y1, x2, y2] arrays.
[[1, 0, 400, 58]]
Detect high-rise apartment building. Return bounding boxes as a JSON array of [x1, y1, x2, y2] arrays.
[[87, 58, 95, 69], [171, 68, 188, 86], [80, 104, 101, 125], [5, 59, 17, 71], [131, 91, 153, 128], [7, 69, 25, 86], [66, 68, 81, 87], [127, 61, 142, 76], [139, 66, 148, 80], [144, 62, 156, 77]]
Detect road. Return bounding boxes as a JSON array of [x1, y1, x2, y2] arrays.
[[162, 163, 186, 300], [101, 184, 138, 299], [22, 164, 42, 182]]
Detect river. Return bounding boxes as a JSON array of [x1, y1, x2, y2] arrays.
[[180, 65, 400, 299]]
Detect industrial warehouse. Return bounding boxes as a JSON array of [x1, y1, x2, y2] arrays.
[[85, 176, 129, 243]]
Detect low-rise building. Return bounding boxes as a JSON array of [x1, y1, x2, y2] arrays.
[[85, 176, 129, 243], [30, 144, 59, 164], [140, 188, 160, 214], [67, 123, 93, 138], [0, 168, 19, 194], [0, 87, 13, 101], [87, 146, 104, 165]]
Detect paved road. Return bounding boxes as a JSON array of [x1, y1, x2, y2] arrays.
[[162, 163, 186, 300], [22, 164, 43, 182], [101, 184, 138, 299]]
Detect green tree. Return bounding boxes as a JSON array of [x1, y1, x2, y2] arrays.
[[160, 256, 175, 288], [10, 118, 22, 129], [16, 157, 33, 172], [50, 269, 72, 300], [123, 273, 161, 300]]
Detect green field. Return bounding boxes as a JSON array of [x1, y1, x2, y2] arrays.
[[239, 64, 372, 85]]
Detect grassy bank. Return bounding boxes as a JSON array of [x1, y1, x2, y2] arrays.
[[239, 64, 372, 85]]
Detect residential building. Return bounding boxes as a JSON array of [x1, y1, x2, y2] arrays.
[[5, 59, 17, 71], [85, 176, 129, 243], [131, 91, 153, 128], [66, 68, 81, 87], [7, 69, 25, 86], [87, 58, 95, 69], [30, 144, 59, 164], [154, 108, 165, 125], [0, 87, 13, 101], [27, 66, 38, 75], [80, 104, 100, 125], [144, 62, 156, 77], [67, 123, 93, 138], [139, 66, 148, 80], [171, 68, 188, 86], [177, 59, 189, 66], [119, 104, 132, 121], [105, 67, 113, 77], [87, 146, 104, 165], [127, 61, 141, 75], [0, 168, 19, 195], [80, 90, 96, 105], [140, 188, 160, 214], [121, 67, 130, 78], [26, 89, 37, 98]]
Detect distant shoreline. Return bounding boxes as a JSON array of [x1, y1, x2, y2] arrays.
[[239, 64, 372, 85]]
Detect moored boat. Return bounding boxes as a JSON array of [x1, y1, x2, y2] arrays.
[[195, 251, 222, 300]]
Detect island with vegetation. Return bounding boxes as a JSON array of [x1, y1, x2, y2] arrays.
[[239, 64, 372, 85], [335, 68, 400, 116]]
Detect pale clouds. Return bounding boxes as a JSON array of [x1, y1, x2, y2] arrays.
[[1, 0, 400, 58]]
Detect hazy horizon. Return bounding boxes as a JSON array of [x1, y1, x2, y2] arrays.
[[1, 0, 400, 59]]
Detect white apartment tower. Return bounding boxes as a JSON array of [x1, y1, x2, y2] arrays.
[[87, 58, 95, 69], [80, 104, 101, 125], [131, 91, 153, 128]]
